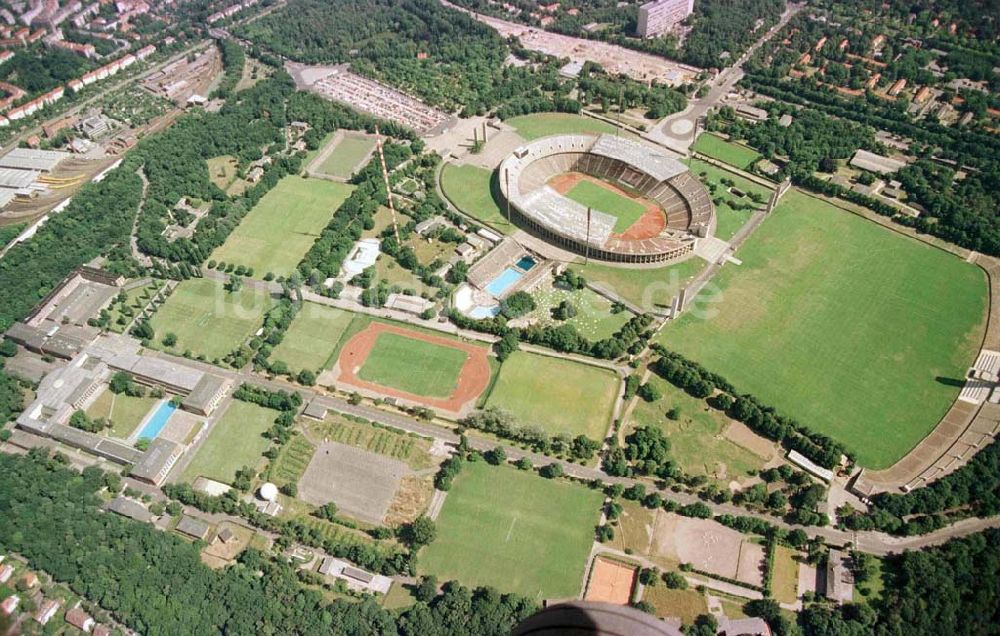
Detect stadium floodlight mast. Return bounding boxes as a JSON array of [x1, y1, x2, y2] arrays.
[[374, 125, 401, 245]]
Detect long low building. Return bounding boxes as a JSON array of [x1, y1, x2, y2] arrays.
[[0, 147, 69, 172]]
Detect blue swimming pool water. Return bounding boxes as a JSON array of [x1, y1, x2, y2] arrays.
[[485, 267, 523, 297], [515, 256, 537, 271], [469, 304, 501, 319], [138, 401, 176, 440]]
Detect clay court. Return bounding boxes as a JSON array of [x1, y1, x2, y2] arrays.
[[548, 172, 666, 240], [653, 515, 765, 588], [584, 557, 637, 605], [335, 322, 492, 414]]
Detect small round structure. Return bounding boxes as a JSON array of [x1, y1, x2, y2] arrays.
[[259, 482, 279, 502], [497, 133, 714, 264]]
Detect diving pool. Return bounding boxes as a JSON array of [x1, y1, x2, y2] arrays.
[[515, 255, 537, 271], [137, 401, 176, 440], [485, 267, 524, 297]]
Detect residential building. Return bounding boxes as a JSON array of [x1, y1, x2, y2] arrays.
[[636, 0, 693, 38]]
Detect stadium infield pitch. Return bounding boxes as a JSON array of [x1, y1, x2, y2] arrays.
[[336, 322, 492, 413]]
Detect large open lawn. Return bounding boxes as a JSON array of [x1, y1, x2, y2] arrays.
[[150, 278, 272, 362], [564, 180, 647, 232], [211, 177, 354, 277], [440, 163, 514, 234], [576, 258, 705, 313], [485, 351, 618, 440], [317, 135, 375, 179], [180, 401, 274, 484], [524, 281, 633, 340], [659, 189, 987, 468], [419, 462, 603, 600], [270, 302, 357, 372], [506, 112, 620, 140], [358, 332, 468, 398], [692, 133, 761, 170]]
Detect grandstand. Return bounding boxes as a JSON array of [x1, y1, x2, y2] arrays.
[[497, 134, 713, 264]]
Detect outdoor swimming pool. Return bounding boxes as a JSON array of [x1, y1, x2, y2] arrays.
[[469, 304, 501, 319], [515, 256, 537, 271], [137, 401, 176, 440], [485, 267, 524, 297]]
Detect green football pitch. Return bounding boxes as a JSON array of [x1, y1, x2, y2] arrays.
[[659, 188, 987, 468], [150, 278, 272, 362], [564, 179, 647, 232], [485, 351, 619, 440], [211, 176, 354, 277], [358, 332, 469, 398], [419, 461, 603, 600], [317, 135, 375, 179]]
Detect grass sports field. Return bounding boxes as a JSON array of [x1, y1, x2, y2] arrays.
[[270, 303, 357, 372], [419, 462, 603, 599], [181, 401, 274, 484], [150, 278, 271, 361], [318, 135, 375, 179], [485, 351, 618, 440], [211, 176, 354, 277], [692, 133, 761, 170], [506, 112, 620, 140], [564, 180, 647, 232], [358, 332, 468, 397], [440, 163, 514, 234], [659, 189, 987, 468], [576, 258, 705, 313]]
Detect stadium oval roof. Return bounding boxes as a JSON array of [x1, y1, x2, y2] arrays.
[[496, 133, 712, 264]]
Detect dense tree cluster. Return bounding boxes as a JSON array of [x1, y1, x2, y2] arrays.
[[461, 407, 601, 461], [450, 309, 654, 360], [0, 452, 537, 635], [710, 106, 878, 176], [0, 167, 142, 331], [237, 0, 565, 116], [210, 38, 246, 100], [736, 72, 1000, 256]]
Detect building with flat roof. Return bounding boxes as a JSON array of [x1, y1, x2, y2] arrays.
[[849, 149, 907, 175], [637, 0, 694, 38], [130, 438, 183, 486], [0, 147, 69, 172], [105, 497, 153, 523], [175, 516, 212, 541], [180, 373, 230, 416]]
